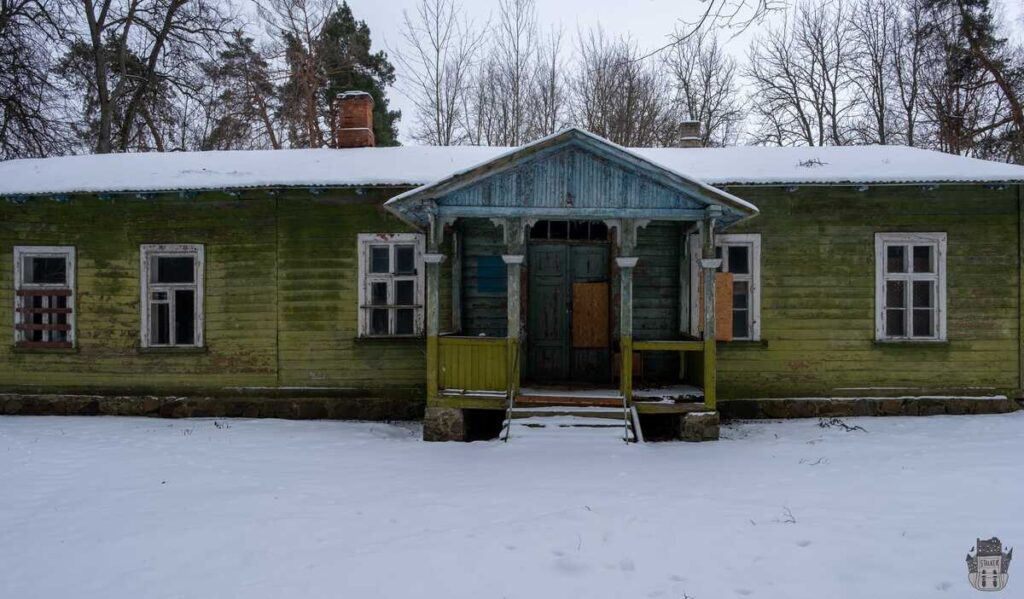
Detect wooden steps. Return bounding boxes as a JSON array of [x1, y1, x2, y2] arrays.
[[503, 387, 635, 442], [506, 414, 635, 442]]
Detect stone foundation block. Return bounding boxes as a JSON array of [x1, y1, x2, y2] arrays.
[[423, 407, 467, 442], [680, 411, 720, 442]]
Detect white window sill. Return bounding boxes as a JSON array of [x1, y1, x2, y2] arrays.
[[874, 338, 949, 345]]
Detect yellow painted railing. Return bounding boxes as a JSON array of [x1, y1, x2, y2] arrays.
[[632, 339, 716, 410], [439, 336, 509, 392]]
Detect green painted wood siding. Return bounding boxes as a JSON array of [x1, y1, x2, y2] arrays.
[[633, 222, 685, 380], [0, 188, 425, 397], [2, 183, 1019, 402], [459, 219, 508, 337], [719, 184, 1021, 398]]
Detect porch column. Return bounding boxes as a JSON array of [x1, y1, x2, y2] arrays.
[[497, 217, 526, 398], [617, 220, 639, 404], [701, 207, 722, 410], [424, 216, 446, 401], [503, 254, 524, 398]]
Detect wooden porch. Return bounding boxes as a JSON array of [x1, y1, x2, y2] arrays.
[[431, 335, 718, 415], [383, 129, 758, 441]]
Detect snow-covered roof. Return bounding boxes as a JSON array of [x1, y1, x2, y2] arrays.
[[1, 141, 1023, 197]]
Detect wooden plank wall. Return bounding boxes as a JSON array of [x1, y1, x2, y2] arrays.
[[718, 184, 1021, 398], [0, 188, 427, 398], [632, 222, 684, 380], [0, 193, 279, 391], [2, 183, 1020, 401], [459, 218, 508, 337], [274, 190, 427, 392]]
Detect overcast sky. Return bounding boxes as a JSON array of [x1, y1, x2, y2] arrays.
[[289, 0, 1024, 143]]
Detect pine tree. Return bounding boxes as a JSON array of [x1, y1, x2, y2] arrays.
[[318, 2, 401, 146], [924, 0, 1024, 161], [203, 31, 280, 150]]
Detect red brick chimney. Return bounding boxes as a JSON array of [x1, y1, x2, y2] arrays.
[[334, 91, 375, 148]]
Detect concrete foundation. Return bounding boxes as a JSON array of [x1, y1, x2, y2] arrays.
[[679, 411, 720, 442], [422, 406, 467, 442]]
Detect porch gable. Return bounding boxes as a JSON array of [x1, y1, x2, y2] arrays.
[[384, 128, 757, 228]]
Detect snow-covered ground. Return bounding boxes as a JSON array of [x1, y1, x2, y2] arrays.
[[1, 414, 1021, 599]]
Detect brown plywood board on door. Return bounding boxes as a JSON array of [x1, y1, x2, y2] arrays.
[[697, 272, 735, 342], [572, 282, 609, 348]]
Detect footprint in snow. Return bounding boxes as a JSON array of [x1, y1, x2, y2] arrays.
[[735, 589, 753, 596], [552, 556, 588, 574], [619, 558, 635, 572], [935, 581, 953, 591], [796, 540, 812, 547]]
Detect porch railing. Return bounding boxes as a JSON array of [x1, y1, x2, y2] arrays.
[[438, 336, 509, 393], [632, 339, 716, 410]]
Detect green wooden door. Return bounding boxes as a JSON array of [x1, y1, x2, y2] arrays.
[[527, 243, 610, 383], [527, 244, 569, 382]]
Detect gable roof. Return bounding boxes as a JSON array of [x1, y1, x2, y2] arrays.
[[1, 136, 1023, 197], [384, 128, 758, 228]]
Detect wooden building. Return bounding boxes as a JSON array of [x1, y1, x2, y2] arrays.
[[2, 94, 1023, 441]]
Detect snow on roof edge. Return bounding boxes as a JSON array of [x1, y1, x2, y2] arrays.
[[2, 142, 1024, 197]]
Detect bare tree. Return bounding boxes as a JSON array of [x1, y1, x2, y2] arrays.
[[492, 0, 537, 145], [0, 0, 70, 158], [664, 29, 744, 146], [891, 0, 928, 146], [570, 28, 676, 147], [394, 0, 484, 145], [529, 26, 568, 138], [849, 0, 900, 144], [746, 1, 856, 146], [641, 0, 786, 64], [69, 0, 234, 153]]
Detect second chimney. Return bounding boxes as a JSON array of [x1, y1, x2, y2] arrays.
[[335, 91, 375, 148], [678, 120, 702, 148]]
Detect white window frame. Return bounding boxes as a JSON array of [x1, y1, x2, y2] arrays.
[[140, 244, 205, 348], [357, 233, 426, 337], [13, 246, 76, 347], [874, 232, 947, 342], [689, 233, 762, 341]]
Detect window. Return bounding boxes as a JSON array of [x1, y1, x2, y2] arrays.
[[689, 234, 761, 340], [875, 232, 946, 341], [140, 244, 204, 347], [14, 246, 75, 348], [529, 220, 608, 241], [358, 234, 425, 337]]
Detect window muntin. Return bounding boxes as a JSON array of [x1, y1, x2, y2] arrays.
[[529, 220, 608, 241], [689, 234, 762, 341], [875, 233, 946, 341], [14, 246, 75, 348], [358, 234, 425, 337], [140, 245, 204, 347]]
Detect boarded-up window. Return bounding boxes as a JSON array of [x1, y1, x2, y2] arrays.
[[475, 256, 507, 294], [14, 246, 75, 348], [689, 234, 762, 341]]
